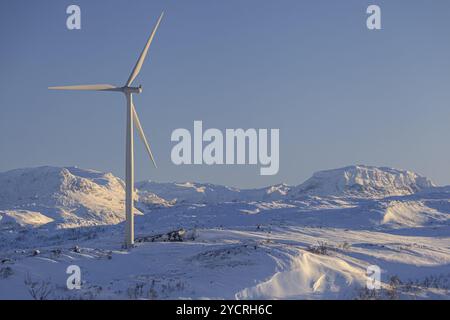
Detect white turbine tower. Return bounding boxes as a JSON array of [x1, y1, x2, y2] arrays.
[[49, 12, 164, 248]]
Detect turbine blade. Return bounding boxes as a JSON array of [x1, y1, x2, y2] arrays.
[[126, 12, 164, 86], [48, 84, 118, 91], [132, 102, 157, 168]]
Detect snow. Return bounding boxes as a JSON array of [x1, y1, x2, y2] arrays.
[[136, 180, 242, 204], [292, 165, 435, 198], [0, 166, 168, 228], [0, 165, 449, 299], [381, 201, 448, 228], [0, 210, 54, 228]]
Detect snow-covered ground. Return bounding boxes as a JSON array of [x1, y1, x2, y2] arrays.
[[0, 165, 449, 299]]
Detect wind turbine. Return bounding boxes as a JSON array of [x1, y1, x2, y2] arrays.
[[49, 12, 164, 248]]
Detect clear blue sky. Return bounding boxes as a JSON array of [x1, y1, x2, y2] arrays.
[[1, 0, 450, 188]]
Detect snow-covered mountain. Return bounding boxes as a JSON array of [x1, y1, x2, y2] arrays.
[[0, 165, 439, 229], [136, 181, 242, 204], [136, 181, 292, 204], [291, 165, 435, 198], [0, 166, 168, 228], [137, 165, 435, 205]]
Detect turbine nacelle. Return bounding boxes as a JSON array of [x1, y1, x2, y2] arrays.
[[122, 85, 142, 95]]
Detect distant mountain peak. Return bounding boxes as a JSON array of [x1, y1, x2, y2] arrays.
[[292, 165, 435, 198]]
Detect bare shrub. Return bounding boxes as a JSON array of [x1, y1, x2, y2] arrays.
[[340, 242, 351, 250], [127, 282, 145, 299], [24, 273, 53, 300], [307, 242, 332, 255], [356, 287, 381, 300], [135, 229, 195, 243], [0, 266, 14, 279], [386, 275, 402, 300]]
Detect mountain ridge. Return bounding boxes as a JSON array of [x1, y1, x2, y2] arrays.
[[0, 164, 439, 228]]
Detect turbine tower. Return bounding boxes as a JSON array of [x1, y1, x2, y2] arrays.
[[49, 12, 164, 248]]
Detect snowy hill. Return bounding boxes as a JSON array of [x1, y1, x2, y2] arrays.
[[136, 181, 242, 204], [136, 181, 292, 205], [0, 166, 168, 228], [291, 165, 435, 198]]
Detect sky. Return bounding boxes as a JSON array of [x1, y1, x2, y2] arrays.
[[1, 0, 450, 188]]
